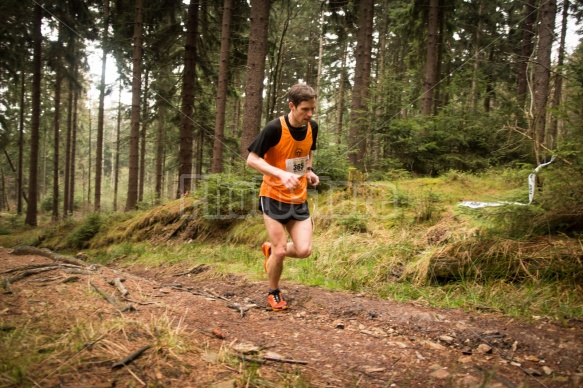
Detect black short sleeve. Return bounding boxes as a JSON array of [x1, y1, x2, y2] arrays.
[[247, 118, 282, 157]]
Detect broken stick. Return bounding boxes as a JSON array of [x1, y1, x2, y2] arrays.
[[111, 345, 152, 370]]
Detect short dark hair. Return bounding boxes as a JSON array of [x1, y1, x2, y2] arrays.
[[288, 84, 316, 107]]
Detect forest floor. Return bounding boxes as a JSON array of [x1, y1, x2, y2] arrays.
[[1, 246, 582, 388]]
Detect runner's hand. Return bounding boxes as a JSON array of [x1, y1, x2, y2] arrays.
[[307, 170, 319, 186], [279, 170, 301, 190]]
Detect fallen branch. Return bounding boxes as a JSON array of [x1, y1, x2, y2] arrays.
[[9, 267, 59, 283], [112, 278, 128, 297], [62, 268, 96, 276], [10, 246, 88, 267], [2, 263, 60, 274], [90, 281, 120, 307], [111, 345, 152, 370], [174, 264, 210, 277], [227, 303, 258, 318], [263, 356, 308, 365]]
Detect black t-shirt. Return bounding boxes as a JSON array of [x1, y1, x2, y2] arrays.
[[247, 115, 318, 157]]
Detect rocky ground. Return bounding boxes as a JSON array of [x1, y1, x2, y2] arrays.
[[0, 246, 582, 387]]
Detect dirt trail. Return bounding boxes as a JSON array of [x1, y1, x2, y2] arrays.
[[0, 247, 581, 387]]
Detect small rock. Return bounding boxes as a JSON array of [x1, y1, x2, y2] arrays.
[[461, 346, 473, 355], [416, 352, 425, 360], [424, 341, 446, 351], [511, 361, 522, 367], [524, 368, 542, 376], [202, 351, 219, 363], [542, 366, 553, 375], [429, 368, 450, 379], [459, 356, 473, 363], [211, 328, 225, 339], [525, 355, 540, 362], [475, 344, 492, 354], [363, 366, 385, 373], [439, 335, 454, 344], [333, 320, 344, 329], [264, 351, 283, 360], [232, 343, 260, 354]]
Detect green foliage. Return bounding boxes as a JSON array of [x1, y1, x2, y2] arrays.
[[66, 213, 102, 249], [195, 173, 258, 220], [339, 214, 368, 233]]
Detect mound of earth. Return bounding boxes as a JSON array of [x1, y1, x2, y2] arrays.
[[0, 247, 581, 387]]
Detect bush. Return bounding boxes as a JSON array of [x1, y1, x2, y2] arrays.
[[66, 213, 102, 249]]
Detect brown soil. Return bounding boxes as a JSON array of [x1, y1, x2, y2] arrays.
[[1, 247, 581, 387]]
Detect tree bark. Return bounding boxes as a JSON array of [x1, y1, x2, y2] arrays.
[[422, 0, 439, 116], [348, 0, 374, 167], [114, 81, 122, 211], [70, 77, 78, 214], [63, 74, 73, 217], [177, 0, 199, 197], [533, 0, 556, 161], [548, 0, 569, 149], [25, 3, 42, 226], [125, 0, 144, 210], [52, 31, 63, 222], [211, 0, 233, 173], [517, 0, 537, 107], [18, 70, 25, 214], [95, 0, 109, 212], [139, 69, 148, 202], [239, 0, 271, 158]]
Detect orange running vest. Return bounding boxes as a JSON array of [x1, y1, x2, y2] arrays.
[[259, 116, 313, 204]]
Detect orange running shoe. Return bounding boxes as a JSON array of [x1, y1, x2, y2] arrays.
[[261, 242, 271, 273], [267, 289, 288, 311]]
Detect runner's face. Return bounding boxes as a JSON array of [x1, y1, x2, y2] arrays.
[[289, 98, 316, 126]]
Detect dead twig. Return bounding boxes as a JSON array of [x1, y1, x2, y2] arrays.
[[8, 267, 59, 283], [263, 356, 309, 365], [227, 303, 258, 318], [173, 264, 210, 277], [109, 277, 129, 297], [111, 345, 152, 370], [90, 281, 120, 307]]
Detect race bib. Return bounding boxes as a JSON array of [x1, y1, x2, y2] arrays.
[[285, 156, 309, 176]]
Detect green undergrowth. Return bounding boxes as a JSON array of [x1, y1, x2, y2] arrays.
[[1, 168, 581, 321]]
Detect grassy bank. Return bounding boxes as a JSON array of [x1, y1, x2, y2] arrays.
[[1, 168, 581, 321]]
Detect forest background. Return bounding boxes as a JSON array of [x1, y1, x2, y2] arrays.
[[0, 0, 582, 317]]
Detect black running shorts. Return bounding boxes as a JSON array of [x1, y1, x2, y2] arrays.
[[259, 196, 310, 224]]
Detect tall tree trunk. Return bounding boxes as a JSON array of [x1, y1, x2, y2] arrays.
[[471, 0, 484, 112], [88, 108, 92, 204], [18, 71, 25, 214], [533, 0, 556, 161], [177, 0, 199, 197], [139, 69, 148, 202], [211, 0, 233, 173], [113, 82, 122, 211], [548, 0, 569, 149], [52, 32, 64, 222], [70, 72, 78, 214], [517, 0, 537, 107], [422, 0, 439, 116], [155, 94, 164, 202], [239, 0, 271, 158], [126, 0, 144, 210], [336, 43, 347, 145], [348, 0, 374, 167], [25, 3, 42, 227], [95, 0, 109, 212], [63, 75, 73, 217]]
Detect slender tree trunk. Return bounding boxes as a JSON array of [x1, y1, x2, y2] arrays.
[[95, 0, 109, 212], [239, 0, 271, 158], [517, 0, 537, 107], [63, 76, 73, 217], [113, 82, 122, 211], [548, 0, 569, 149], [88, 109, 92, 204], [155, 95, 164, 202], [126, 0, 144, 210], [52, 48, 63, 222], [533, 0, 556, 161], [70, 74, 78, 214], [348, 0, 374, 167], [422, 0, 439, 116], [25, 3, 42, 226], [139, 70, 148, 202], [18, 71, 25, 214], [211, 0, 233, 173], [336, 43, 347, 145], [177, 0, 199, 197]]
